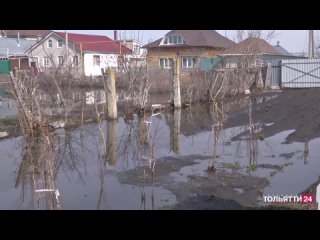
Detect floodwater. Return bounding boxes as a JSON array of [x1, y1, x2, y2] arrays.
[[0, 93, 17, 118], [1, 90, 320, 209]]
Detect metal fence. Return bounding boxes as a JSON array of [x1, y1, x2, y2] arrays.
[[281, 58, 320, 88], [264, 59, 282, 87], [0, 60, 10, 74], [200, 57, 221, 71]]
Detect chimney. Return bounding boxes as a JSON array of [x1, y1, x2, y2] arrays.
[[277, 41, 280, 46], [114, 30, 117, 41]]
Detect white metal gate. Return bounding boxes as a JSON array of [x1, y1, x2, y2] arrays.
[[282, 59, 320, 88]]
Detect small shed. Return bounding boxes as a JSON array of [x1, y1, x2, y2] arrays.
[[0, 37, 36, 74], [219, 38, 303, 88]]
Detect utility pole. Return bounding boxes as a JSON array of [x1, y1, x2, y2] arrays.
[[80, 43, 84, 75], [65, 30, 68, 49], [65, 30, 69, 66], [308, 30, 314, 58]]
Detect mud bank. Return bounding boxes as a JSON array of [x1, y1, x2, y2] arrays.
[[118, 155, 269, 210], [225, 88, 320, 143]]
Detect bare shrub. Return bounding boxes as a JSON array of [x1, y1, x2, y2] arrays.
[[116, 56, 150, 110]]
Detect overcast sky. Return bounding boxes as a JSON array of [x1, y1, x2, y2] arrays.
[[57, 30, 318, 54]]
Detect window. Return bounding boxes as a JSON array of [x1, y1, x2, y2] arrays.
[[43, 57, 50, 66], [58, 56, 64, 66], [173, 36, 177, 44], [159, 58, 173, 69], [32, 57, 39, 65], [93, 55, 100, 66], [161, 35, 186, 45], [57, 39, 63, 48], [48, 39, 53, 48], [182, 57, 197, 68], [73, 55, 79, 67], [133, 45, 140, 55]]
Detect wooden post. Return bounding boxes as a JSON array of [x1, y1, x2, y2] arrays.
[[107, 120, 117, 166], [265, 63, 272, 90], [172, 58, 181, 108], [103, 67, 117, 120]]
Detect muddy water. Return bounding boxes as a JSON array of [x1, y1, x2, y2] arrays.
[[1, 94, 320, 209], [0, 87, 170, 120], [0, 96, 17, 118]]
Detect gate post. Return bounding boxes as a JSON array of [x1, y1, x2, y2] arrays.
[[265, 63, 272, 89]]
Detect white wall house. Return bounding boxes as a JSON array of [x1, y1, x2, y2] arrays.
[[27, 33, 79, 73], [83, 53, 118, 76], [27, 31, 132, 77], [119, 39, 147, 67]]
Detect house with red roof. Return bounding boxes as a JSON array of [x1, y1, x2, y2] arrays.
[[27, 31, 132, 76]]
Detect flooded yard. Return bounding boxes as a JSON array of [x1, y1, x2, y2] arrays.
[[1, 87, 320, 209]]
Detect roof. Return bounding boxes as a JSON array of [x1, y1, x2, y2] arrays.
[[3, 30, 51, 38], [273, 44, 292, 56], [143, 30, 235, 49], [222, 37, 281, 55], [55, 32, 132, 54], [0, 38, 37, 57], [143, 38, 162, 48]]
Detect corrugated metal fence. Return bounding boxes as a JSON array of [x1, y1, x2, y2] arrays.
[[264, 59, 282, 87], [0, 60, 10, 74], [200, 57, 221, 71], [281, 59, 320, 88]]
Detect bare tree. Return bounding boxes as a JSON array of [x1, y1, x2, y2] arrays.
[[236, 30, 277, 43]]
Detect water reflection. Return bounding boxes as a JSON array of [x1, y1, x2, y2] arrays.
[[2, 94, 320, 209], [169, 109, 181, 154], [15, 134, 62, 209], [302, 141, 309, 165], [208, 102, 226, 172], [247, 98, 260, 173], [0, 90, 17, 118], [107, 120, 118, 166]]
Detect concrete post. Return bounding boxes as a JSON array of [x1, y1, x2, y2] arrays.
[[256, 69, 264, 89], [103, 68, 117, 120], [265, 63, 272, 90], [172, 58, 181, 108]]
